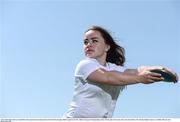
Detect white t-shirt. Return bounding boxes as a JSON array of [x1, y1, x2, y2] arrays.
[[63, 58, 126, 118]]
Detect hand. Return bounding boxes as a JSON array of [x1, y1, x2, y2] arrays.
[[162, 67, 179, 82], [137, 66, 164, 84], [137, 66, 164, 72], [138, 66, 179, 84]]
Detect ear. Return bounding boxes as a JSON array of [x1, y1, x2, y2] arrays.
[[105, 45, 110, 52]]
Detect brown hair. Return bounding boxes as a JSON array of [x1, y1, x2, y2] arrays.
[[85, 26, 125, 66]]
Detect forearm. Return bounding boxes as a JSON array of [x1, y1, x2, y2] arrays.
[[105, 67, 163, 85], [123, 69, 138, 75], [105, 70, 141, 85]]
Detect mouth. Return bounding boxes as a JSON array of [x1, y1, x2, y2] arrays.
[[85, 49, 94, 54]]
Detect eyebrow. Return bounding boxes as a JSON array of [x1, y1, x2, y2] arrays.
[[91, 37, 98, 39], [84, 37, 99, 41]]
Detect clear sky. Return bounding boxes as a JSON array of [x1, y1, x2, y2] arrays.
[[0, 0, 180, 118]]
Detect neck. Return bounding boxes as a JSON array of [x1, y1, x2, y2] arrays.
[[96, 55, 107, 66]]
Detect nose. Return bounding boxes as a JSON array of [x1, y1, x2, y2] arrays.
[[85, 40, 93, 47], [87, 42, 92, 47]]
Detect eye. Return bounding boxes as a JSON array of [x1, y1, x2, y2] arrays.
[[92, 39, 98, 43], [84, 40, 88, 45]]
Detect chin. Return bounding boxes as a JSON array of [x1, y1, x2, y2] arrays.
[[85, 54, 95, 58]]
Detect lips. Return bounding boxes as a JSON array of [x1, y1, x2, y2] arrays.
[[85, 48, 94, 54]]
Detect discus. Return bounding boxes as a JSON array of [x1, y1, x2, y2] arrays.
[[150, 69, 178, 83]]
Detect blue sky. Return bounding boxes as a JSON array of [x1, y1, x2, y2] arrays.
[[0, 0, 180, 118]]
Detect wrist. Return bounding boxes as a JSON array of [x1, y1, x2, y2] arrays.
[[133, 74, 142, 84]]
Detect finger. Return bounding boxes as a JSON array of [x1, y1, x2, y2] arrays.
[[177, 75, 179, 81], [143, 79, 155, 84], [163, 67, 176, 75], [148, 73, 164, 81], [147, 66, 163, 70], [149, 72, 162, 77], [151, 77, 164, 81], [175, 73, 179, 81], [148, 75, 164, 81], [163, 68, 179, 81]]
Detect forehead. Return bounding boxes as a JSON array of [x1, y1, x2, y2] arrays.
[[84, 30, 102, 39]]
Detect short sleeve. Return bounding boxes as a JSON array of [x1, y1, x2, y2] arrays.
[[115, 65, 126, 72], [74, 58, 101, 80], [109, 63, 126, 72]]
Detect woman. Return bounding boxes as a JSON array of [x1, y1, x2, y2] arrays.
[[63, 26, 178, 118]]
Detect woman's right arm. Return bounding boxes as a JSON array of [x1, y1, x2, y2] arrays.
[[87, 68, 164, 85]]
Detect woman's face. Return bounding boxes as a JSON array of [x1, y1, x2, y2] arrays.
[[83, 30, 110, 61]]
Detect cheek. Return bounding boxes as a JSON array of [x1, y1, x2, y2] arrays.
[[96, 46, 106, 53], [97, 43, 107, 51], [83, 45, 86, 50]]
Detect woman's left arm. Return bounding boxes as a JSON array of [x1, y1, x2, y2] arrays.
[[124, 66, 179, 81], [124, 66, 163, 75], [123, 69, 138, 75]]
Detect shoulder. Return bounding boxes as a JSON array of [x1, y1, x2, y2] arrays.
[[74, 58, 101, 80], [78, 58, 97, 66], [108, 62, 126, 72], [76, 58, 99, 70]]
